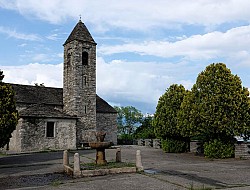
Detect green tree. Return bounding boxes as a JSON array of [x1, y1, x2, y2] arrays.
[[134, 115, 155, 139], [153, 84, 186, 139], [0, 70, 19, 148], [178, 63, 250, 144], [114, 106, 143, 136]]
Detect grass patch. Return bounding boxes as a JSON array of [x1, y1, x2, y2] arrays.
[[0, 152, 7, 156], [50, 180, 62, 187], [80, 155, 95, 161], [80, 162, 135, 170]]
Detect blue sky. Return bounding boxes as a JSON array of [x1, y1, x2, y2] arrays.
[[1, 0, 250, 114]]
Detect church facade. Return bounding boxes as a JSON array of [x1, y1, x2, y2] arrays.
[[8, 20, 117, 152]]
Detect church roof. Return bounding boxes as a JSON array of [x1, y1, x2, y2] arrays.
[[10, 83, 117, 114], [19, 104, 77, 119], [11, 84, 63, 105], [96, 95, 117, 113], [64, 20, 96, 45]]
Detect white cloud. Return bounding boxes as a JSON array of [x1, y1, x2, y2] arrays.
[[1, 0, 250, 30], [1, 63, 63, 87], [96, 57, 198, 112], [1, 0, 250, 113], [98, 25, 250, 62], [1, 58, 199, 113], [1, 58, 249, 114], [0, 26, 41, 41], [18, 52, 63, 64], [32, 54, 50, 62], [46, 33, 59, 41]]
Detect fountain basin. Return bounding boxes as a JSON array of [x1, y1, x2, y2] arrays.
[[89, 142, 111, 149]]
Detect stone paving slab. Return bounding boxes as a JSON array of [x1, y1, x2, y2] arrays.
[[1, 145, 250, 190], [14, 173, 186, 190]]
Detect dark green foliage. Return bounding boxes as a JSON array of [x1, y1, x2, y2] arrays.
[[0, 70, 4, 82], [117, 134, 134, 145], [153, 84, 189, 152], [178, 63, 250, 143], [0, 70, 19, 148], [154, 63, 250, 158], [134, 115, 155, 139], [161, 138, 189, 153], [153, 84, 186, 139], [204, 139, 234, 159]]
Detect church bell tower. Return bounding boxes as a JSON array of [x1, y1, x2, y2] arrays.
[[63, 20, 97, 144]]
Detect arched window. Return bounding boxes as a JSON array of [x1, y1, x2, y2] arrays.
[[82, 51, 88, 65], [66, 48, 72, 66], [67, 53, 71, 65]]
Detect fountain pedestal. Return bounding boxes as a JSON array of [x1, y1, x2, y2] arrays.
[[89, 133, 111, 165]]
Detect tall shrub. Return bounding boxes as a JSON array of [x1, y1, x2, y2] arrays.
[[178, 63, 250, 158]]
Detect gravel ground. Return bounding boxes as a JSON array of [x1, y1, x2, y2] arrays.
[[0, 172, 72, 190]]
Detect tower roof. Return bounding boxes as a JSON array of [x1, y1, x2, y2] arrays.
[[64, 20, 96, 45]]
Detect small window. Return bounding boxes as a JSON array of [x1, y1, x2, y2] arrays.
[[66, 48, 72, 65], [46, 122, 55, 138], [84, 105, 87, 114], [84, 76, 87, 85], [82, 51, 88, 65]]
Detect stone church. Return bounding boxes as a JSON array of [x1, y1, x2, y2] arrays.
[[8, 20, 117, 152]]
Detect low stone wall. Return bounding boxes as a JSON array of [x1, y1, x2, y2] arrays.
[[235, 142, 250, 159], [190, 141, 203, 155], [137, 139, 144, 146], [63, 148, 143, 178], [153, 139, 161, 149], [138, 139, 250, 159], [144, 139, 153, 147], [137, 139, 161, 149]]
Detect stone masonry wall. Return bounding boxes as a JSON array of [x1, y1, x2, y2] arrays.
[[9, 118, 76, 152], [96, 113, 117, 145], [63, 40, 97, 144], [235, 142, 250, 159], [8, 118, 23, 151]]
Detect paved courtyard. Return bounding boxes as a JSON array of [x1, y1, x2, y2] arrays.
[[0, 145, 250, 190]]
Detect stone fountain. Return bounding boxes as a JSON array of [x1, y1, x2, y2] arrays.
[[89, 131, 111, 165]]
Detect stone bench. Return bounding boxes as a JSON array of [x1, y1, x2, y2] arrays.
[[235, 142, 250, 159]]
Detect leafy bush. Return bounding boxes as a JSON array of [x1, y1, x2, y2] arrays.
[[178, 63, 250, 143], [0, 70, 19, 148], [134, 116, 155, 139], [153, 84, 186, 139], [204, 139, 234, 159], [117, 134, 135, 145], [161, 138, 189, 153]]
